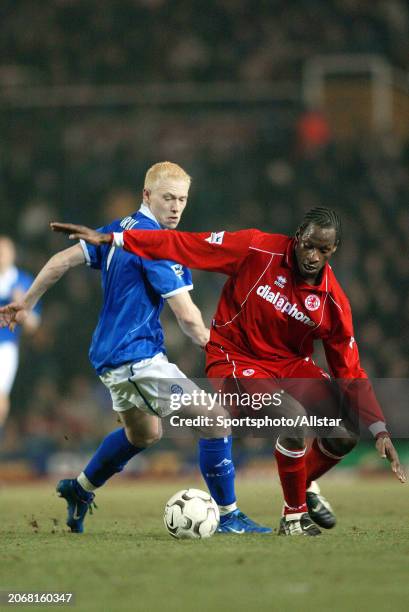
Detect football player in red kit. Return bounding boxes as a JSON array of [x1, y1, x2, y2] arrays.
[[49, 207, 406, 536]]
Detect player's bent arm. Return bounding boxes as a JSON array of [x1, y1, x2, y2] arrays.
[[323, 335, 388, 434], [22, 244, 85, 309], [323, 296, 388, 435], [323, 311, 406, 482], [22, 244, 86, 309], [167, 291, 210, 348], [0, 244, 86, 331]]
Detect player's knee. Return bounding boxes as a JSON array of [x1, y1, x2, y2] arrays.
[[125, 425, 162, 448], [278, 436, 305, 451], [279, 394, 307, 420], [321, 434, 358, 457], [204, 424, 232, 439]]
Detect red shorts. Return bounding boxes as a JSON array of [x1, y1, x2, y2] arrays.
[[206, 349, 340, 418]]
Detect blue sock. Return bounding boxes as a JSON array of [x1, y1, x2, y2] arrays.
[[198, 436, 236, 506], [83, 428, 144, 488]]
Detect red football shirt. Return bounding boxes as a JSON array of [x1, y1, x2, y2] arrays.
[[115, 228, 386, 432]]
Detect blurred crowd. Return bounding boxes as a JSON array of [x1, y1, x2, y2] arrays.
[[0, 0, 408, 476], [2, 0, 408, 85]]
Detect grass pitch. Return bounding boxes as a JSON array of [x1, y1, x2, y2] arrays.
[[1, 477, 408, 612]]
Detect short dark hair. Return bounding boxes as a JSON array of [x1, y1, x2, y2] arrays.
[[297, 207, 341, 245]]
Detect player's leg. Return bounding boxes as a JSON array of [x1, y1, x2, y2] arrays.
[[305, 377, 360, 491], [308, 432, 359, 486], [222, 370, 319, 535], [57, 362, 163, 532], [286, 358, 355, 530], [141, 356, 272, 534], [305, 429, 358, 529], [57, 408, 161, 533], [79, 408, 162, 491], [275, 404, 321, 536], [0, 341, 19, 440], [209, 365, 318, 535], [163, 384, 271, 533]]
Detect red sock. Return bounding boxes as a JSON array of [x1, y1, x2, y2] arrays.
[[306, 438, 341, 488], [275, 441, 307, 515]]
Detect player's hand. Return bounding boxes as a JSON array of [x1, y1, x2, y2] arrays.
[[0, 301, 29, 332], [50, 222, 112, 246], [375, 435, 406, 483]]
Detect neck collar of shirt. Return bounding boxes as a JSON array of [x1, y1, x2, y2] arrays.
[[284, 238, 329, 292], [139, 203, 161, 227]]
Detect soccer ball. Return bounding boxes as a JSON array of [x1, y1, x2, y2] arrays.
[[164, 488, 220, 539]]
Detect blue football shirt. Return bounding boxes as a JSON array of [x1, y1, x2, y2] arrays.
[[81, 205, 193, 374], [0, 266, 39, 345]]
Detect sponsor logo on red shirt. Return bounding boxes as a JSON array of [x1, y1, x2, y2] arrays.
[[256, 285, 315, 327]]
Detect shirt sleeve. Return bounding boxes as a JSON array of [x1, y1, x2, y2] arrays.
[[80, 227, 106, 270], [116, 228, 259, 276], [142, 259, 193, 298], [322, 295, 387, 433]]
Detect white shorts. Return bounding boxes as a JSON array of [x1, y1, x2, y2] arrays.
[[99, 353, 202, 418], [0, 342, 19, 395]]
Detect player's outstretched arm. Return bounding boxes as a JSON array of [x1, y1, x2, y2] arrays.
[[375, 435, 406, 484], [167, 292, 210, 348], [50, 222, 112, 245], [51, 221, 257, 275], [0, 244, 85, 332]]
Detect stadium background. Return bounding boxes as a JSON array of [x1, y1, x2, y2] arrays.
[[1, 0, 409, 481]]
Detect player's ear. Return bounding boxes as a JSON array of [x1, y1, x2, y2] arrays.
[[331, 237, 340, 254], [143, 188, 151, 203]]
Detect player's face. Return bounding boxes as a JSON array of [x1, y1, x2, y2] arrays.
[[0, 238, 16, 272], [143, 178, 189, 229], [294, 224, 337, 282]]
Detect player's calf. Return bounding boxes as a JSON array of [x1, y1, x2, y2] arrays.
[[320, 433, 358, 458], [120, 409, 163, 447], [305, 432, 358, 529]]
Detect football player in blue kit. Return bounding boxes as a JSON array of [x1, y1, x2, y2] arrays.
[[0, 236, 40, 439], [0, 162, 270, 535]]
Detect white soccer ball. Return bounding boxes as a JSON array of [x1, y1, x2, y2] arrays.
[[164, 488, 220, 539]]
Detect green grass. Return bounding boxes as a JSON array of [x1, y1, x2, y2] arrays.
[[1, 477, 408, 611]]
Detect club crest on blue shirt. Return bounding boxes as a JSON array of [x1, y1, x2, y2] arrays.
[[170, 384, 184, 396]]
